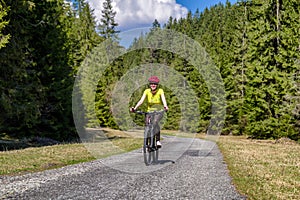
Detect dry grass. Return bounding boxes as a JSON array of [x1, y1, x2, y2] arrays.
[[161, 130, 198, 138], [217, 136, 300, 200], [0, 143, 94, 175], [0, 128, 142, 175]]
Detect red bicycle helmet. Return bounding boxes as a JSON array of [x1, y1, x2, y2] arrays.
[[148, 76, 160, 84]]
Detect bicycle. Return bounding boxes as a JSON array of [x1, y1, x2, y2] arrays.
[[134, 110, 165, 166]]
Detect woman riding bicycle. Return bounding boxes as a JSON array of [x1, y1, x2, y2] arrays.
[[130, 76, 169, 147]]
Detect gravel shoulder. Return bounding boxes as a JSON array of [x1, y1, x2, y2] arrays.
[[0, 137, 247, 200]]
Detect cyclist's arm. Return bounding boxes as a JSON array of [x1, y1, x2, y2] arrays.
[[161, 92, 168, 110], [134, 93, 146, 110]]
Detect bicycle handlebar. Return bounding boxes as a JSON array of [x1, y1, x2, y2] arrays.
[[134, 110, 166, 115]]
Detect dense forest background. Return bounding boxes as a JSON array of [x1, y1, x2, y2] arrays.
[[0, 0, 299, 142]]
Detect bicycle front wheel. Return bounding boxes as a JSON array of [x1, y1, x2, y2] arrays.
[[153, 134, 159, 163], [143, 126, 151, 165], [143, 137, 153, 166]]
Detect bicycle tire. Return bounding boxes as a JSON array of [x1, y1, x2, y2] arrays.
[[143, 129, 160, 165], [143, 138, 152, 165], [143, 127, 152, 165], [152, 134, 159, 163]]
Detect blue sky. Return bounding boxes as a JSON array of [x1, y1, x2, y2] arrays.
[[177, 0, 237, 13], [83, 0, 237, 47]]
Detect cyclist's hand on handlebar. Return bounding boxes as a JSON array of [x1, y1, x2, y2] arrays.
[[164, 106, 169, 112], [130, 107, 135, 112]]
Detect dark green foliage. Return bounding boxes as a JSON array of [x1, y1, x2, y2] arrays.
[[164, 0, 298, 140], [1, 0, 299, 142], [243, 0, 300, 139], [0, 0, 102, 141], [101, 0, 298, 140], [78, 0, 299, 140], [0, 0, 74, 140]]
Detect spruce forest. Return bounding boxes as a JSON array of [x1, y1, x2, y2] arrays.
[[0, 0, 299, 142]]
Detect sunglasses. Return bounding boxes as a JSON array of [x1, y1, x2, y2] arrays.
[[150, 83, 158, 86]]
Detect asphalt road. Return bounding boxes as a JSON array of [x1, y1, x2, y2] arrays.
[[0, 137, 247, 200]]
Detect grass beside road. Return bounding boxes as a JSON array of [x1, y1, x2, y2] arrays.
[[0, 128, 142, 176], [0, 143, 95, 175], [217, 136, 300, 200], [1, 130, 299, 200]]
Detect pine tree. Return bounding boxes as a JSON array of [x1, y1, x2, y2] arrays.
[[24, 0, 77, 140], [0, 0, 10, 49], [279, 0, 300, 140], [0, 0, 43, 138], [98, 0, 119, 41], [244, 0, 299, 139], [152, 19, 161, 29], [92, 1, 120, 128], [221, 1, 249, 135], [69, 0, 103, 75], [0, 0, 79, 140]]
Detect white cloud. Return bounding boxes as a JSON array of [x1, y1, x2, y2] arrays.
[[87, 0, 188, 31]]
